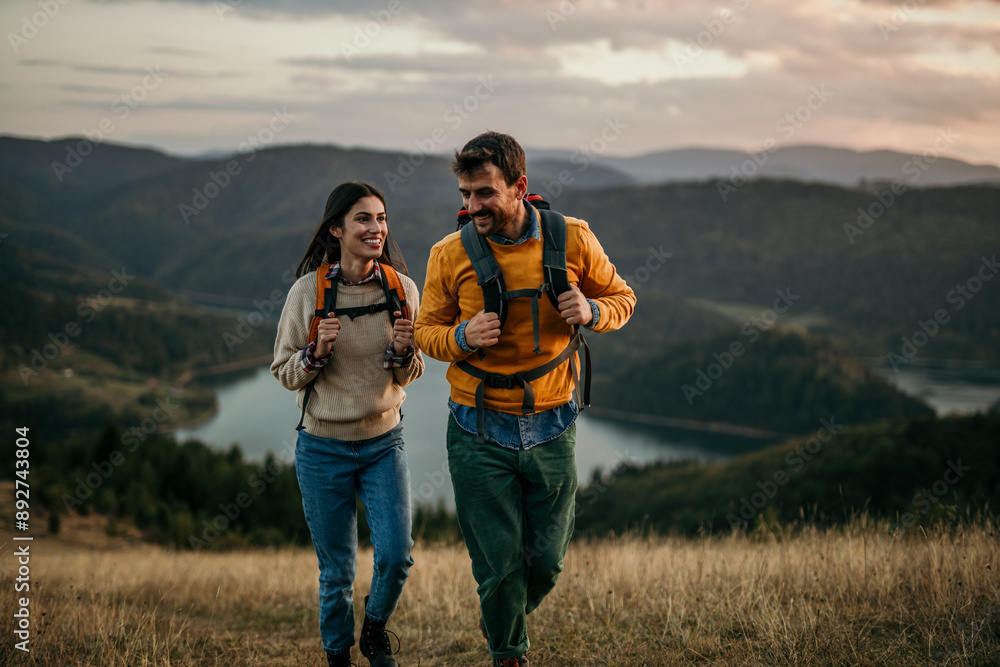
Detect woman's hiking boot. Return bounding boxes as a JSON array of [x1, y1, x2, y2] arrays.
[[360, 596, 399, 667]]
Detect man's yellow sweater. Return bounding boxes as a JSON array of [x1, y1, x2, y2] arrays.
[[415, 211, 636, 415]]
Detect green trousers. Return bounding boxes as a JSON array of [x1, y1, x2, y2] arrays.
[[446, 414, 578, 660]]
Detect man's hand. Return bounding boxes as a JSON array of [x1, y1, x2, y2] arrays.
[[464, 310, 501, 349], [314, 313, 340, 357], [557, 285, 592, 326], [391, 311, 414, 355]]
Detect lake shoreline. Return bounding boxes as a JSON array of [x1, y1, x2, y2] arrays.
[[173, 354, 274, 386], [585, 407, 788, 441]]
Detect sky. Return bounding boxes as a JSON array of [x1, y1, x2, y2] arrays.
[[1, 0, 999, 166]]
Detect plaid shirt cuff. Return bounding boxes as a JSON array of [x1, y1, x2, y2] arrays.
[[300, 341, 331, 372], [383, 341, 414, 369]]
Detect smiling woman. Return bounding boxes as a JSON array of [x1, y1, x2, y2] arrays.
[[271, 181, 423, 667]]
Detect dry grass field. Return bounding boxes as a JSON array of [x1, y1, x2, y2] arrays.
[[1, 518, 998, 666]]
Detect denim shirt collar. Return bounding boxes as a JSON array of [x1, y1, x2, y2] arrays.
[[489, 200, 540, 246]]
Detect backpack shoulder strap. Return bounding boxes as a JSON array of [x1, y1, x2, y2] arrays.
[[308, 264, 336, 343], [299, 264, 336, 432], [378, 262, 410, 323], [460, 222, 507, 328], [539, 208, 570, 304]]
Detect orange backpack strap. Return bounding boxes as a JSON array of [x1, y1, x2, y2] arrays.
[[298, 264, 334, 432], [379, 262, 410, 321], [308, 264, 334, 344]]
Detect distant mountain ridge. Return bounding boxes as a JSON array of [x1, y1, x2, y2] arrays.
[[526, 144, 1000, 188], [8, 135, 998, 196]]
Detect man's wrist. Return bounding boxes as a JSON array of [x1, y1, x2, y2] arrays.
[[456, 320, 477, 352], [584, 298, 600, 330]]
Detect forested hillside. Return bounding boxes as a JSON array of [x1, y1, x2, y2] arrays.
[[3, 136, 997, 360], [575, 410, 1000, 536], [592, 328, 934, 434]]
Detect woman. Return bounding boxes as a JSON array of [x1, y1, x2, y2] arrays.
[[271, 182, 423, 667]]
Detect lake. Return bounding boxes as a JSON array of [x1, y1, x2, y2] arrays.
[[174, 359, 768, 507], [173, 359, 1000, 507]]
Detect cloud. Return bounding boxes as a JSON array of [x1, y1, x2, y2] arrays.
[[53, 63, 247, 79], [91, 0, 467, 19], [146, 46, 208, 56], [5, 0, 998, 164]]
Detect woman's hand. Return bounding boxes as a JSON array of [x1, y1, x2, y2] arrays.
[[314, 313, 340, 357], [391, 311, 414, 355]]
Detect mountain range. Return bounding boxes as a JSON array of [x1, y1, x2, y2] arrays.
[[526, 144, 1000, 189], [2, 134, 998, 367]]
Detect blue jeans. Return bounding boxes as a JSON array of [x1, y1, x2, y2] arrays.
[[295, 425, 414, 656]]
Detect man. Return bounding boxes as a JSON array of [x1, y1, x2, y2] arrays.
[[414, 131, 635, 666]]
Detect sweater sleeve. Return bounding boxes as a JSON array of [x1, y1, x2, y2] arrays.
[[576, 222, 636, 333], [392, 276, 425, 388], [271, 275, 321, 391], [414, 243, 470, 362]]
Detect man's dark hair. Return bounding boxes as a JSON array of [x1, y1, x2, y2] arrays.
[[452, 131, 526, 186]]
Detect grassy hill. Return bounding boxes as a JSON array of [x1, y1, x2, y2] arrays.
[[0, 522, 996, 666]]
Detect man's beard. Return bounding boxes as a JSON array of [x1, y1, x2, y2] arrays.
[[472, 204, 515, 237]]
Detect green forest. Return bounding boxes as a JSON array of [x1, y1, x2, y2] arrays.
[[574, 410, 1000, 537], [592, 328, 934, 434]]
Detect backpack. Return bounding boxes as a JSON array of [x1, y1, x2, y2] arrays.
[[295, 262, 410, 431], [454, 195, 591, 441]]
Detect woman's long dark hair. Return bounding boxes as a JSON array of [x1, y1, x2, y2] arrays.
[[295, 182, 407, 278]]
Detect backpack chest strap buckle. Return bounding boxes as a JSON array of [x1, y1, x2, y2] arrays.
[[486, 374, 521, 391]]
